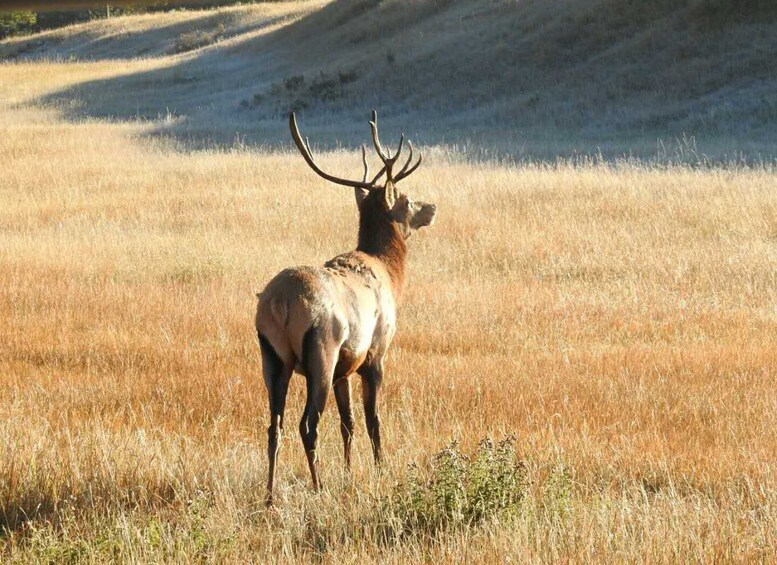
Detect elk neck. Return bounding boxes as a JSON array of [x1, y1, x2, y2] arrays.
[[356, 195, 407, 298]]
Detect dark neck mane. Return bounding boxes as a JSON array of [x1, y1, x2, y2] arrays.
[[356, 194, 407, 298]]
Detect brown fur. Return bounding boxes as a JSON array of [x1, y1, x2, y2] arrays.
[[356, 186, 407, 299]]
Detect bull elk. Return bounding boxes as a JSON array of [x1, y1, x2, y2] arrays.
[[255, 111, 436, 504]]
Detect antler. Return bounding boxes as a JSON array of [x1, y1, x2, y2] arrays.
[[289, 111, 422, 188], [369, 110, 409, 181], [290, 113, 377, 190], [394, 140, 422, 182]]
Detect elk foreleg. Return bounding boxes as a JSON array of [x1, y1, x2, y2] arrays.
[[358, 362, 384, 465]]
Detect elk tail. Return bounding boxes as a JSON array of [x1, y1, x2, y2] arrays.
[[269, 298, 290, 329]]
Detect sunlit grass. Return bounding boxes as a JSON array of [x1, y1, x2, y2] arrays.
[[1, 45, 776, 563]]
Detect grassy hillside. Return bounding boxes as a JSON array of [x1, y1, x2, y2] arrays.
[[2, 0, 776, 159]]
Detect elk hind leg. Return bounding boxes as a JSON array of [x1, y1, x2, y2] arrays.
[[333, 377, 355, 470], [260, 334, 292, 506], [299, 326, 337, 490]]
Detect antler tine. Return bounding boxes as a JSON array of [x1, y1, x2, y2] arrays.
[[363, 124, 388, 183], [394, 152, 423, 182], [396, 140, 414, 178], [393, 134, 405, 164], [289, 113, 376, 190], [361, 145, 369, 182], [369, 110, 408, 182], [369, 110, 390, 164], [305, 136, 313, 158]]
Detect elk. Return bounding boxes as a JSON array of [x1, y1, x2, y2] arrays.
[[255, 111, 436, 504]]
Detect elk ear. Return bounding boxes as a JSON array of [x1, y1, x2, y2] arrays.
[[383, 182, 397, 209], [354, 187, 369, 207]]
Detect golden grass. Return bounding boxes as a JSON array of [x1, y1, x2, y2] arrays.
[[1, 57, 776, 563]]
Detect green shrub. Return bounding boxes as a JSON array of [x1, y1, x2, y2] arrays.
[[0, 11, 37, 39], [382, 436, 527, 540]]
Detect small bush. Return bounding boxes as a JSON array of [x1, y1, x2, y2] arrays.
[[0, 11, 37, 39], [381, 437, 527, 540]]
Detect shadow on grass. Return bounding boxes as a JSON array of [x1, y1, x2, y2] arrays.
[[24, 0, 777, 163], [31, 1, 404, 148]]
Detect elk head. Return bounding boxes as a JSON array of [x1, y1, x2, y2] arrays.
[[289, 111, 436, 240]]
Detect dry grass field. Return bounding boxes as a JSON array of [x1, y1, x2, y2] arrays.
[[2, 3, 777, 563]]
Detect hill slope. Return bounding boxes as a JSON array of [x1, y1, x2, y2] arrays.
[[3, 0, 776, 159]]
